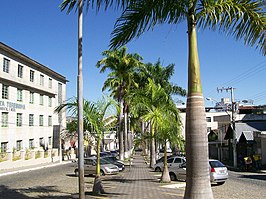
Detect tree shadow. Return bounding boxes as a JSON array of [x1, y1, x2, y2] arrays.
[[239, 174, 266, 181], [0, 185, 78, 199], [85, 191, 128, 198]]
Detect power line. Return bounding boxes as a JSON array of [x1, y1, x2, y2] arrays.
[[204, 60, 266, 99]]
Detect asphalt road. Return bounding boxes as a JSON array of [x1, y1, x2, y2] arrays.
[[0, 162, 84, 198], [1, 163, 266, 199]]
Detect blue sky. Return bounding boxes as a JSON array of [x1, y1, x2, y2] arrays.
[[1, 0, 265, 107]]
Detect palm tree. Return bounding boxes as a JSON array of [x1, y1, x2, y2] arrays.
[[109, 1, 265, 198], [131, 60, 186, 166], [55, 96, 117, 195], [128, 78, 181, 170], [142, 60, 186, 96], [96, 46, 143, 160], [83, 97, 117, 195], [157, 110, 182, 183]]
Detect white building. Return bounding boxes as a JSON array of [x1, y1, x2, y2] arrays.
[[0, 42, 67, 153]]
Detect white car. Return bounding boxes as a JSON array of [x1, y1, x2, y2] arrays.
[[169, 159, 228, 185], [153, 156, 186, 172]]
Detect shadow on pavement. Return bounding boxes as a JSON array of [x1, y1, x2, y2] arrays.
[[0, 185, 78, 199], [239, 174, 266, 181], [85, 191, 127, 198]]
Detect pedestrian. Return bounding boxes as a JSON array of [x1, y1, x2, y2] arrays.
[[244, 156, 252, 171]]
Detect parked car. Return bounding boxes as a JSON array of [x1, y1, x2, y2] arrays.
[[101, 156, 125, 171], [100, 151, 112, 157], [74, 157, 119, 176], [153, 156, 186, 172], [169, 159, 228, 185], [109, 150, 119, 157]]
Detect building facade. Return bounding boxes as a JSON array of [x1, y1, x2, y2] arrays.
[[0, 42, 67, 153]]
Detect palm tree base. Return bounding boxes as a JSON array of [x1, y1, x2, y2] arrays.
[[160, 165, 171, 183], [92, 176, 105, 195]]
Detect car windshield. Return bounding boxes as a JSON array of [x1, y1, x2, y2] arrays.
[[209, 160, 225, 168], [100, 158, 110, 165]]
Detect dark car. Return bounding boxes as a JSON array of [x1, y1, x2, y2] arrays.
[[101, 156, 125, 171]]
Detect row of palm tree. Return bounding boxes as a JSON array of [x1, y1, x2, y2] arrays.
[[60, 0, 265, 198]]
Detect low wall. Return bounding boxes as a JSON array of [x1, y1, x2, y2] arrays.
[[0, 148, 59, 170]]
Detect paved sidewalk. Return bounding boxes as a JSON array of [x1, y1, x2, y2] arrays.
[[87, 152, 185, 199]]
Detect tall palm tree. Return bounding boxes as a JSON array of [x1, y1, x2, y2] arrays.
[[143, 60, 186, 96], [131, 60, 186, 166], [109, 1, 265, 198], [96, 46, 143, 160], [128, 78, 180, 169]]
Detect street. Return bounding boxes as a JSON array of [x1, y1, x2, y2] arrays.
[[0, 162, 266, 199]]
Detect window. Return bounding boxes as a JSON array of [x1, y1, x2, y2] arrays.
[[16, 140, 23, 151], [49, 78, 52, 88], [17, 89, 23, 102], [206, 117, 211, 122], [30, 92, 34, 104], [58, 83, 62, 104], [39, 94, 44, 105], [18, 65, 23, 78], [2, 84, 9, 99], [39, 115, 44, 126], [29, 114, 34, 126], [1, 112, 8, 127], [174, 158, 182, 163], [30, 70, 34, 82], [29, 139, 34, 149], [16, 113, 22, 127], [48, 116, 52, 126], [3, 58, 10, 73], [48, 137, 52, 146], [1, 142, 8, 153], [48, 97, 52, 107], [40, 74, 44, 86]]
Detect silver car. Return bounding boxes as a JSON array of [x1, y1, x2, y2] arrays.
[[74, 157, 119, 176], [153, 156, 186, 172], [169, 159, 228, 185]]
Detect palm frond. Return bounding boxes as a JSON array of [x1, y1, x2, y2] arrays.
[[197, 0, 266, 55], [110, 0, 187, 49]]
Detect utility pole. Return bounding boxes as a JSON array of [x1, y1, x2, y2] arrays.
[[217, 87, 237, 169]]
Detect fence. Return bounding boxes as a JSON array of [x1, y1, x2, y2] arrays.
[[0, 148, 60, 170]]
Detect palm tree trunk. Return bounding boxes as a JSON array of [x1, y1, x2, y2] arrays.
[[150, 124, 156, 168], [184, 14, 213, 199], [161, 140, 171, 182], [119, 98, 125, 160], [93, 137, 104, 195], [77, 1, 85, 198], [124, 109, 128, 158]]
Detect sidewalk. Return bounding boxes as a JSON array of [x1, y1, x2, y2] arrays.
[[87, 152, 185, 199], [0, 160, 71, 177]]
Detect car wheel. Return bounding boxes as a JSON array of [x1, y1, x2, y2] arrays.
[[217, 181, 225, 185], [169, 172, 177, 181], [155, 167, 161, 172], [74, 169, 79, 177], [100, 170, 105, 176]]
